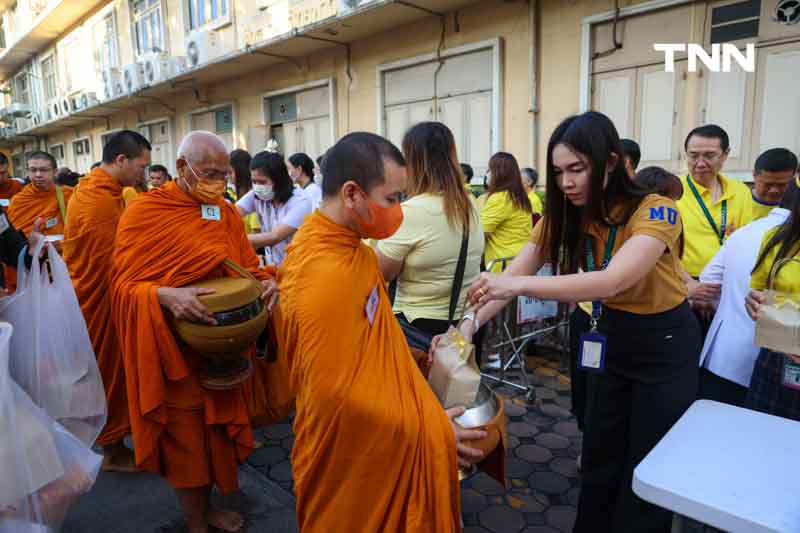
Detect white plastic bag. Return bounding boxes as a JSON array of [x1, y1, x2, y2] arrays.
[[0, 241, 106, 446], [0, 322, 102, 532]]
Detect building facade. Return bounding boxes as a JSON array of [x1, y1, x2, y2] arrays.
[[0, 0, 798, 181]]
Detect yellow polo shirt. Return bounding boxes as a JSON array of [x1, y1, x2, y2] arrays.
[[528, 190, 543, 215], [481, 191, 533, 272], [676, 173, 752, 277], [750, 228, 800, 294], [749, 193, 779, 222]]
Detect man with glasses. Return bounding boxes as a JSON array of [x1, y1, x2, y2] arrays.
[[5, 151, 73, 291], [63, 130, 152, 475], [677, 125, 752, 322], [110, 131, 284, 533]]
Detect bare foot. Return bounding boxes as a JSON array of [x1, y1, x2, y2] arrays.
[[207, 508, 244, 532]]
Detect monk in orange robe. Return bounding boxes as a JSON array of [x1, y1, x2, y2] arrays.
[[0, 155, 23, 206], [6, 151, 72, 291], [278, 132, 486, 533], [110, 131, 280, 533], [63, 130, 154, 472]]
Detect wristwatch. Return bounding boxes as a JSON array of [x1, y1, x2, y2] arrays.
[[462, 311, 480, 332]]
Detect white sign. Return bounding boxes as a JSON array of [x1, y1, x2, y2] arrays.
[[654, 43, 756, 73], [517, 264, 558, 324]]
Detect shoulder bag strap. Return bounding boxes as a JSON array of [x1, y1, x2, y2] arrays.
[[448, 223, 470, 323]]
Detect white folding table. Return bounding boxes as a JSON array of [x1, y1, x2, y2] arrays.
[[633, 399, 800, 533]]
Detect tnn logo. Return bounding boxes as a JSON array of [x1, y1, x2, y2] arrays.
[[653, 43, 755, 73]]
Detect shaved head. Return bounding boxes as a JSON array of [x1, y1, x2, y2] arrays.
[[178, 131, 229, 164]]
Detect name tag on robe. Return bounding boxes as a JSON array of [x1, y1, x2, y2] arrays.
[[45, 217, 58, 229], [0, 199, 9, 207], [782, 360, 800, 391], [365, 285, 379, 326], [0, 213, 9, 233], [201, 204, 221, 221]]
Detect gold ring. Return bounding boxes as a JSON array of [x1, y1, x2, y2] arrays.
[[479, 287, 487, 297]]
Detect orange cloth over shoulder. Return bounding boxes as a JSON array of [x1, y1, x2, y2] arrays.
[[5, 183, 73, 291], [0, 178, 23, 202], [62, 167, 129, 446], [278, 211, 461, 532], [110, 181, 284, 492]]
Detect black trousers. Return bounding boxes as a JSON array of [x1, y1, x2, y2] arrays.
[[569, 308, 591, 431], [698, 368, 747, 408], [574, 301, 701, 533]]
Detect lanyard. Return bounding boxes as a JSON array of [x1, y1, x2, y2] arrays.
[[585, 225, 618, 330], [687, 176, 727, 245]]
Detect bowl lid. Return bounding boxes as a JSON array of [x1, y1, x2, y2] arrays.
[[188, 277, 261, 312]]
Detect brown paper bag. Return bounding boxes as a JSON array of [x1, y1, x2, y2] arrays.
[[755, 258, 800, 356], [428, 326, 481, 409]]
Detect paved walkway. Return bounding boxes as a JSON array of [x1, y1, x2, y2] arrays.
[[64, 351, 584, 533]]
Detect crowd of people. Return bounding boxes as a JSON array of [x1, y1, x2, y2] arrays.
[[0, 108, 796, 533]]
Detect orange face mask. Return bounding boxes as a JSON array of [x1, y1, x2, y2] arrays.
[[353, 191, 403, 240], [184, 163, 226, 203]]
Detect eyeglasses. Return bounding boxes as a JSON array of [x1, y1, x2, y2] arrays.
[[686, 152, 723, 163], [185, 160, 228, 182], [27, 167, 54, 174]]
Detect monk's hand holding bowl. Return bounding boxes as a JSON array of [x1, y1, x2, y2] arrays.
[[260, 278, 279, 312], [446, 406, 487, 467], [157, 286, 217, 325], [467, 273, 520, 310]]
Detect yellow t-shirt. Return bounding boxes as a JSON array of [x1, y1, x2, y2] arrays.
[[750, 228, 800, 294], [676, 173, 752, 277], [377, 193, 485, 323], [528, 190, 543, 215], [749, 193, 779, 222], [481, 191, 533, 272], [531, 194, 687, 315]]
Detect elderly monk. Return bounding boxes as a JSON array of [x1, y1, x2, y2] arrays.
[[0, 152, 23, 205], [110, 131, 280, 533], [6, 151, 72, 291], [278, 132, 485, 533], [63, 130, 152, 472]]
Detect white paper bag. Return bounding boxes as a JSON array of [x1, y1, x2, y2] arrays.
[[428, 326, 481, 409]]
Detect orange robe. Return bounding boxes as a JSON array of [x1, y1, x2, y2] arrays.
[[62, 168, 130, 446], [0, 178, 23, 204], [110, 181, 282, 493], [278, 211, 461, 532], [5, 183, 73, 291]]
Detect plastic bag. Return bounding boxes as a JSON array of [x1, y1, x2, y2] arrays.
[[428, 326, 481, 409], [0, 241, 106, 446], [0, 322, 102, 532]]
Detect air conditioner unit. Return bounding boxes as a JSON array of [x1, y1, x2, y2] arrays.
[[101, 68, 124, 100], [142, 55, 186, 85], [185, 30, 222, 69], [60, 96, 74, 116], [14, 117, 31, 131], [123, 62, 146, 93], [50, 101, 62, 118], [43, 107, 52, 122], [76, 91, 99, 110], [31, 112, 41, 126], [1, 126, 16, 138]]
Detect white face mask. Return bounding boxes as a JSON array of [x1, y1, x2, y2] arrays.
[[253, 183, 274, 201]]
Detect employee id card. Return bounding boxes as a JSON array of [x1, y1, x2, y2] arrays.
[[578, 331, 607, 373], [365, 285, 379, 326], [782, 359, 800, 391], [201, 204, 221, 221]]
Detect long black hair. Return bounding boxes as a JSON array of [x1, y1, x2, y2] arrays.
[[230, 149, 252, 199], [251, 151, 294, 204], [753, 178, 800, 279], [543, 111, 651, 274], [289, 152, 315, 183]]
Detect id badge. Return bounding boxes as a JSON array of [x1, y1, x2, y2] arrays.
[[45, 216, 58, 229], [0, 199, 9, 207], [578, 331, 607, 373], [365, 285, 379, 326], [201, 204, 221, 221], [782, 359, 800, 391]]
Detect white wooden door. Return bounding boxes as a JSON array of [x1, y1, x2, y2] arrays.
[[592, 69, 636, 139], [635, 61, 687, 172], [754, 44, 800, 156]]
